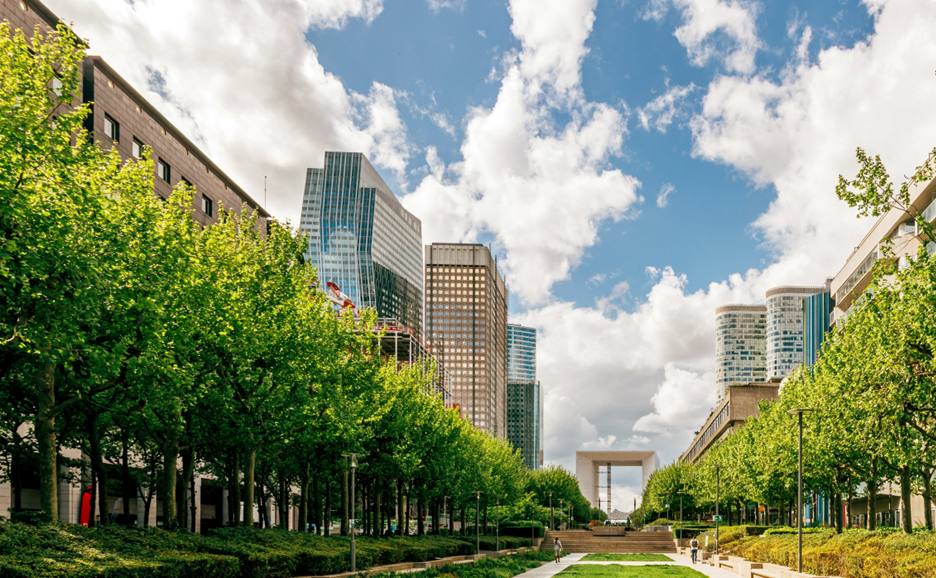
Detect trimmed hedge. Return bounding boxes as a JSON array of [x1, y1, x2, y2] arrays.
[[700, 525, 936, 578], [696, 525, 770, 550], [456, 535, 533, 551], [0, 520, 474, 578]]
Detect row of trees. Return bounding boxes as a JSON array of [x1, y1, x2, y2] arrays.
[[635, 148, 936, 534], [0, 23, 583, 533]]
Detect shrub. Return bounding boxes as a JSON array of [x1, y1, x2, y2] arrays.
[[0, 520, 476, 578], [716, 528, 936, 578]]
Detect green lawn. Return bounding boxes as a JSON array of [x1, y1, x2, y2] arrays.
[[559, 565, 708, 577], [580, 554, 673, 562]]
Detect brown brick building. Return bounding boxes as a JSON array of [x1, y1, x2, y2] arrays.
[[2, 0, 269, 227], [425, 243, 509, 438]]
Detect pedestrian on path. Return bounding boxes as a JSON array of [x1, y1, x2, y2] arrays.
[[690, 536, 699, 564], [554, 538, 562, 563]]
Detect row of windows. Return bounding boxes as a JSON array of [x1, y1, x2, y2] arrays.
[[102, 112, 214, 218]]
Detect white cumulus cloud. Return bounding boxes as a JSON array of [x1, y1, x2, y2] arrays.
[[656, 183, 675, 208], [638, 83, 696, 132]]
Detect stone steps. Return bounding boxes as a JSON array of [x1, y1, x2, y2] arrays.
[[542, 530, 676, 554]]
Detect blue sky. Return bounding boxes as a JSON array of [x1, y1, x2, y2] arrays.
[[53, 0, 936, 508], [307, 0, 877, 310]]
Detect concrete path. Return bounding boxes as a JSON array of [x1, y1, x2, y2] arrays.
[[517, 553, 740, 578]]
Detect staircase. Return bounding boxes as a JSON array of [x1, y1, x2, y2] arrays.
[[541, 530, 676, 554]]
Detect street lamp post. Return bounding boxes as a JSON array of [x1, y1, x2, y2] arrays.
[[559, 499, 565, 530], [712, 465, 723, 557], [548, 491, 554, 531], [341, 454, 362, 572], [788, 408, 814, 574], [495, 498, 500, 552], [474, 491, 481, 554], [677, 491, 686, 543]]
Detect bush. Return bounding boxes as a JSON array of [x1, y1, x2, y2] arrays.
[[370, 550, 557, 578], [0, 520, 476, 578], [497, 522, 544, 538], [0, 520, 240, 578], [715, 528, 936, 578], [671, 523, 713, 540], [455, 535, 532, 551], [696, 525, 771, 551]]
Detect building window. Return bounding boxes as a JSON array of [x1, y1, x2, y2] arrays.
[[103, 114, 119, 142], [132, 138, 143, 159], [202, 196, 213, 217], [157, 159, 170, 182]]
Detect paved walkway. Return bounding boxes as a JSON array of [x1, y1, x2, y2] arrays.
[[518, 553, 740, 578]]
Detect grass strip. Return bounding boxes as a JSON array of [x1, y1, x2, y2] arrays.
[[559, 565, 708, 577]]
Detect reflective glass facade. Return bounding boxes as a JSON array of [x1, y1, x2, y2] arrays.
[[715, 305, 767, 401], [507, 324, 541, 469], [766, 286, 824, 380], [301, 152, 423, 334], [802, 290, 834, 368]]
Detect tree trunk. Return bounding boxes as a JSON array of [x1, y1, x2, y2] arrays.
[[35, 354, 58, 523], [278, 469, 288, 529], [299, 461, 310, 532], [418, 496, 426, 536], [162, 425, 180, 529], [867, 479, 878, 530], [846, 485, 853, 529], [244, 447, 257, 527], [922, 469, 933, 531], [900, 465, 913, 534], [404, 487, 410, 535], [779, 503, 785, 528], [11, 430, 22, 510], [180, 446, 194, 531], [461, 507, 467, 536], [449, 499, 454, 534], [341, 469, 349, 535]]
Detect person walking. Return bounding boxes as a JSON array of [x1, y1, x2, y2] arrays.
[[554, 538, 563, 563], [689, 536, 699, 564]]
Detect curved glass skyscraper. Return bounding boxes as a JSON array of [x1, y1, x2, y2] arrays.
[[301, 152, 423, 334]]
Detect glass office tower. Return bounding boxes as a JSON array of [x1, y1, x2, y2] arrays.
[[766, 286, 824, 380], [301, 152, 423, 334], [715, 305, 767, 401], [507, 324, 542, 470], [802, 286, 834, 368]]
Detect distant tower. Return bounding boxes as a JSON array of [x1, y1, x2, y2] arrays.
[[507, 324, 541, 469], [766, 286, 824, 380], [715, 305, 767, 401], [425, 244, 508, 437]]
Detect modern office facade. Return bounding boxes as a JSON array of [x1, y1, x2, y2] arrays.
[[425, 244, 508, 437], [715, 305, 767, 401], [765, 286, 824, 380], [831, 170, 936, 324], [507, 324, 542, 469], [4, 1, 269, 229], [301, 152, 423, 334], [802, 283, 834, 368], [681, 382, 780, 464]]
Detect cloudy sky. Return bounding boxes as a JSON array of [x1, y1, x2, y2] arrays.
[[48, 0, 936, 509]]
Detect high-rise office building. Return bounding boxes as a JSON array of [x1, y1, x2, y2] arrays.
[[802, 282, 834, 369], [507, 324, 542, 470], [301, 152, 423, 334], [766, 286, 824, 380], [715, 305, 767, 401], [425, 244, 508, 437]]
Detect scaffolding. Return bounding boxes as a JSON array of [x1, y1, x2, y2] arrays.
[[373, 318, 453, 406]]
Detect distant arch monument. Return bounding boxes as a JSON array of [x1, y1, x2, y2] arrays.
[[575, 451, 659, 513]]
